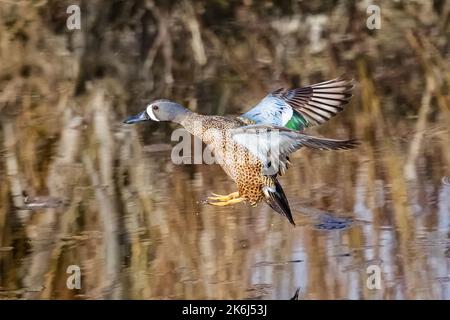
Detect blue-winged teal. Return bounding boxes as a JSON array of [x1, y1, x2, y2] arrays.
[[124, 77, 357, 225]]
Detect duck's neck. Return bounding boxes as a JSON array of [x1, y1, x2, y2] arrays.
[[179, 112, 205, 137], [171, 109, 192, 125]]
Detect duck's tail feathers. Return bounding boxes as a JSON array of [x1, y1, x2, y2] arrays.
[[263, 179, 295, 226]]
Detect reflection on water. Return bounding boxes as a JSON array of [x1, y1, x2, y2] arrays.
[[1, 117, 448, 299]]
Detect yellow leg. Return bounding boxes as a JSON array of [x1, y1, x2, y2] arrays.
[[208, 197, 245, 207], [208, 191, 240, 202]]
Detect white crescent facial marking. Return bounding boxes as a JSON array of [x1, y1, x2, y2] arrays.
[[146, 105, 159, 122]]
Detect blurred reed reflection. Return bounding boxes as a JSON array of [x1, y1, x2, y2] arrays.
[[3, 109, 449, 299]]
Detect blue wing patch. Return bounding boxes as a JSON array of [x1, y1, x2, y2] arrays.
[[241, 95, 293, 127]]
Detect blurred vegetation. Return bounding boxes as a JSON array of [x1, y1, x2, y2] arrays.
[[0, 0, 449, 299]]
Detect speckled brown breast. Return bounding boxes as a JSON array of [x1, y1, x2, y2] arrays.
[[181, 114, 271, 205]]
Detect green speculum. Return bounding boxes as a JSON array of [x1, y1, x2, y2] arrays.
[[285, 111, 308, 131]]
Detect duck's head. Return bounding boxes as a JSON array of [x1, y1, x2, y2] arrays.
[[123, 99, 190, 124]]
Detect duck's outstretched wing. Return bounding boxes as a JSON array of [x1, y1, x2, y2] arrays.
[[230, 124, 357, 175], [240, 77, 354, 131]]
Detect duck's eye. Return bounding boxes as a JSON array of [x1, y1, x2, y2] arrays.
[[152, 105, 159, 110]]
